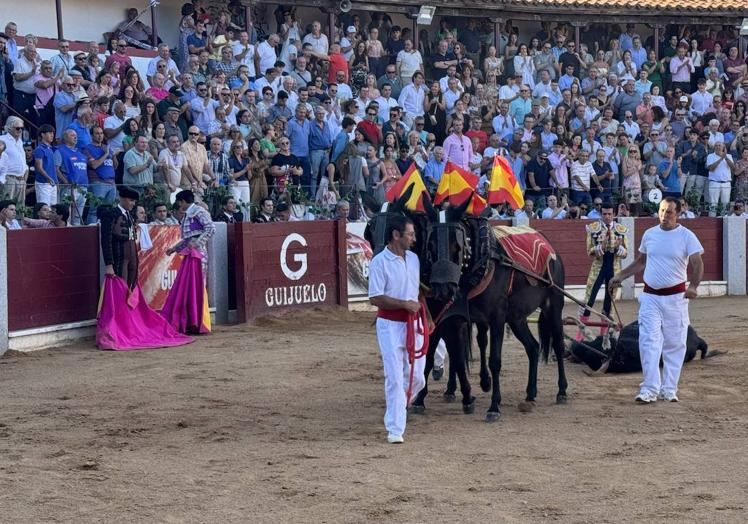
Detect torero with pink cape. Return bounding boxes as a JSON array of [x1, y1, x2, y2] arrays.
[[96, 186, 194, 350], [161, 191, 216, 334]]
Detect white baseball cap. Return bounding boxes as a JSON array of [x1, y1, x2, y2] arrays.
[[346, 26, 356, 34]]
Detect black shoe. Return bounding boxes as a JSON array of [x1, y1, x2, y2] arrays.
[[432, 366, 444, 381]]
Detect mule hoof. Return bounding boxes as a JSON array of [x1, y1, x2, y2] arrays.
[[443, 393, 456, 403], [485, 411, 501, 423], [411, 404, 426, 415], [480, 376, 491, 393], [556, 394, 568, 405], [462, 397, 476, 414], [518, 400, 535, 413]]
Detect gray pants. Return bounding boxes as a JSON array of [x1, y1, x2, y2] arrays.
[[2, 175, 26, 202], [683, 174, 707, 203]]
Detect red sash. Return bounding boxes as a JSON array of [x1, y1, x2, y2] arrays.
[[377, 308, 410, 322], [643, 282, 686, 296]]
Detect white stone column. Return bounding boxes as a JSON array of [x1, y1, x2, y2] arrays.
[[208, 222, 229, 324], [0, 227, 8, 355], [723, 216, 746, 295]]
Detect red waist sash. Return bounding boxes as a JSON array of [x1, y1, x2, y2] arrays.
[[377, 308, 410, 322], [643, 282, 686, 296]]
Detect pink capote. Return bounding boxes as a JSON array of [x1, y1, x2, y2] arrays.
[[96, 275, 194, 350], [160, 247, 211, 334]]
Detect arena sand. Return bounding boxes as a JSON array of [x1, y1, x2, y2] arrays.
[[0, 297, 746, 523]]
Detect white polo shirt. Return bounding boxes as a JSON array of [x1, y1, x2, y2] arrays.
[[706, 152, 733, 183], [368, 247, 419, 303]]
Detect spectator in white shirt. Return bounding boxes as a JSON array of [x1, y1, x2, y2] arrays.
[[302, 21, 329, 55], [705, 141, 734, 216], [541, 194, 567, 219], [689, 79, 713, 116], [147, 44, 179, 85], [257, 34, 280, 74]]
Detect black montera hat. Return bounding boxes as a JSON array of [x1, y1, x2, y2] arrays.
[[118, 186, 139, 200]]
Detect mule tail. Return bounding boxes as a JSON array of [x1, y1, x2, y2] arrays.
[[538, 290, 565, 364]]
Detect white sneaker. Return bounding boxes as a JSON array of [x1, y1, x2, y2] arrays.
[[635, 392, 658, 404], [387, 434, 404, 444], [658, 391, 679, 402]]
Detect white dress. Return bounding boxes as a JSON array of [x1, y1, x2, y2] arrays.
[[513, 55, 536, 89]]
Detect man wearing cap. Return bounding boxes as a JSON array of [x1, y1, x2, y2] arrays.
[[340, 26, 358, 62], [613, 79, 641, 121], [101, 186, 140, 289], [157, 85, 187, 120]]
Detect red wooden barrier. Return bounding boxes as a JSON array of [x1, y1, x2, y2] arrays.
[[6, 227, 100, 331], [529, 219, 593, 285], [233, 221, 348, 321]]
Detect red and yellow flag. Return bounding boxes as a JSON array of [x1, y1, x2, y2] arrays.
[[385, 163, 430, 212], [487, 155, 524, 209], [466, 192, 487, 216], [434, 161, 479, 207]]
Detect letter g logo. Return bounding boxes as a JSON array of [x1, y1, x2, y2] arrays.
[[280, 233, 308, 280]]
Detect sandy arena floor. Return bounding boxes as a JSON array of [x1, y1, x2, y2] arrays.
[[0, 297, 747, 523]]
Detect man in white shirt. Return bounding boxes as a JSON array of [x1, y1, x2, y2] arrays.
[[302, 21, 329, 55], [705, 141, 733, 216], [439, 65, 464, 94], [368, 215, 425, 444], [0, 116, 29, 201], [610, 197, 703, 404], [498, 74, 521, 103], [540, 194, 567, 219], [689, 79, 713, 116], [376, 84, 399, 122], [570, 150, 597, 206], [396, 39, 423, 86], [231, 31, 257, 79], [256, 34, 280, 74], [333, 73, 353, 101], [397, 72, 426, 125], [147, 44, 180, 85], [340, 26, 356, 61]]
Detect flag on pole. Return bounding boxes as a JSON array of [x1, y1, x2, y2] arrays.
[[434, 161, 479, 206], [487, 155, 524, 209], [385, 163, 430, 212]]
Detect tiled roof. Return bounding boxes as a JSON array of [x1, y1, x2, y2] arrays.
[[501, 0, 747, 13]]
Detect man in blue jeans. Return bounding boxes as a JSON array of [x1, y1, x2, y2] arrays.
[[286, 104, 312, 195], [309, 106, 332, 195], [83, 125, 116, 224]]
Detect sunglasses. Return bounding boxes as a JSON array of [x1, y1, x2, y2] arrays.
[[13, 126, 23, 131], [368, 112, 377, 116], [188, 132, 200, 136]]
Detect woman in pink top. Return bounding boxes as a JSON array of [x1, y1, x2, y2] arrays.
[[378, 145, 400, 194], [621, 145, 643, 216]]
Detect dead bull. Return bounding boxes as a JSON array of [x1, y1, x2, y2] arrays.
[[570, 321, 712, 374]]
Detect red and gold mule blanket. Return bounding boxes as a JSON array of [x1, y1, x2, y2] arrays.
[[491, 225, 556, 277]]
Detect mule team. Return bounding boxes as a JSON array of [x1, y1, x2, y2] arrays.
[[367, 193, 703, 443]]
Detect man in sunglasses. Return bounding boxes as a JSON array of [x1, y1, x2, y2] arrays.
[[104, 39, 132, 71], [0, 116, 29, 201]]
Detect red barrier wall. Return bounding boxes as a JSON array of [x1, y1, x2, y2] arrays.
[[529, 219, 593, 285], [634, 218, 723, 282], [233, 221, 348, 321], [6, 228, 100, 331]]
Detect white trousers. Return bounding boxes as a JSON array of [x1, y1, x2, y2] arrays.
[[376, 318, 426, 438], [707, 181, 731, 216], [434, 338, 447, 368], [638, 292, 690, 397], [35, 182, 58, 205]]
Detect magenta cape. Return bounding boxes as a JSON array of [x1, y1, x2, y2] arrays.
[[96, 275, 194, 350], [160, 248, 212, 334]]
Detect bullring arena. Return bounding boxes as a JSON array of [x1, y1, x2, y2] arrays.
[[1, 297, 747, 522]]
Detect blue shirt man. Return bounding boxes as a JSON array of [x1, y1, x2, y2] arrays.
[[286, 110, 312, 159], [423, 150, 447, 191], [658, 153, 681, 196], [67, 120, 92, 149], [32, 140, 57, 183], [53, 88, 76, 140]]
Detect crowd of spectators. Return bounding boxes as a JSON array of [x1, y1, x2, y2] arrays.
[[2, 6, 748, 230]]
